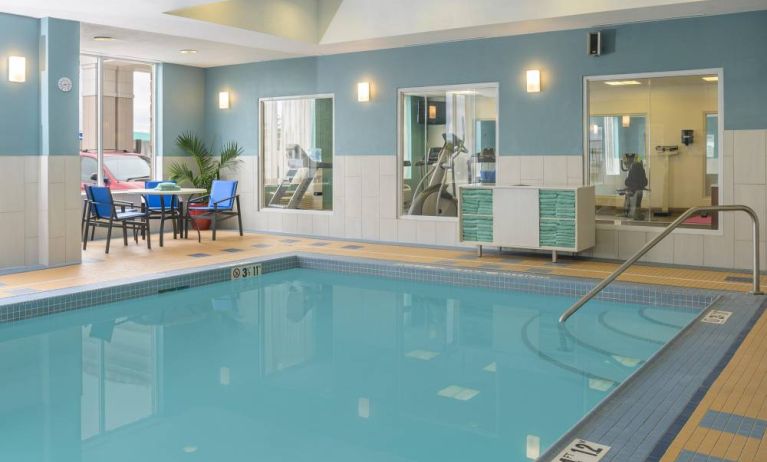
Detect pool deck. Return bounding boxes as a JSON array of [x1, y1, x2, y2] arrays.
[[1, 230, 766, 461]]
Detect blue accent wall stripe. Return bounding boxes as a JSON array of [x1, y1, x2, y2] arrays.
[[204, 11, 767, 157], [158, 63, 205, 156], [40, 17, 79, 156], [0, 13, 40, 155]]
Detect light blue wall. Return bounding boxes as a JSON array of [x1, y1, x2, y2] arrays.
[[40, 18, 80, 156], [204, 11, 767, 157], [0, 13, 40, 155], [205, 58, 318, 155], [158, 63, 206, 156]]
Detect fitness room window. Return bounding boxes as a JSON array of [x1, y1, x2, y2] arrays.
[[399, 84, 498, 217], [260, 95, 334, 211], [586, 71, 721, 230], [79, 55, 156, 190]]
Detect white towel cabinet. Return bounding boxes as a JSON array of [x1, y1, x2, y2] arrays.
[[457, 185, 596, 262]]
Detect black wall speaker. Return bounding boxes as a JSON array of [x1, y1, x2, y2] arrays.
[[588, 31, 601, 56]]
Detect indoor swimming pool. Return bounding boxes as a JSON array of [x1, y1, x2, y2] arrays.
[[0, 267, 702, 462]]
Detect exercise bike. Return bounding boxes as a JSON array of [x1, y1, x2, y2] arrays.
[[407, 133, 467, 217]]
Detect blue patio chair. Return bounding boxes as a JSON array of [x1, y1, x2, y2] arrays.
[[144, 180, 180, 246], [185, 180, 242, 241], [83, 185, 151, 253]]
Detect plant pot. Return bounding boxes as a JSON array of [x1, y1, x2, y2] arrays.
[[189, 209, 211, 231]]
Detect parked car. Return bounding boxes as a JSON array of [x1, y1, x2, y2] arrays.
[[80, 150, 151, 190]]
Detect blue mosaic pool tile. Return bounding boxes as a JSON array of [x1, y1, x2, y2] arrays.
[[675, 450, 735, 462], [297, 255, 717, 310], [311, 242, 330, 247], [699, 410, 767, 439], [221, 248, 243, 253], [477, 263, 503, 270], [341, 245, 363, 250], [252, 243, 271, 248], [539, 294, 766, 462], [0, 255, 300, 323], [188, 253, 210, 258]]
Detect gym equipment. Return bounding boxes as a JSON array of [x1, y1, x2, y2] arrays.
[[617, 153, 649, 220], [268, 144, 332, 209], [407, 133, 467, 217]]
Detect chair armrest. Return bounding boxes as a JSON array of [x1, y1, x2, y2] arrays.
[[213, 194, 239, 206], [188, 195, 210, 204]]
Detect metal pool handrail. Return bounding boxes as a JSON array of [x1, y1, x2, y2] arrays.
[[559, 205, 763, 324]]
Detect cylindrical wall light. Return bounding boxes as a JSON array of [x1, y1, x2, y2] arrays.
[[218, 91, 230, 109], [8, 56, 26, 83], [622, 115, 631, 128], [357, 81, 370, 102], [526, 69, 541, 93]]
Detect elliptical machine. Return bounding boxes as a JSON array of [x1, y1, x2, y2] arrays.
[[407, 133, 467, 217]]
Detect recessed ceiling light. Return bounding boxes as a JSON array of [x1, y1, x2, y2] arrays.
[[93, 36, 114, 42], [702, 76, 719, 82], [180, 49, 198, 55], [604, 80, 642, 86]]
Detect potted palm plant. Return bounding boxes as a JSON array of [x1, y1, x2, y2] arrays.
[[168, 132, 243, 230]]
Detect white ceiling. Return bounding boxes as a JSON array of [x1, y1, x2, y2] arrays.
[[1, 0, 766, 67]]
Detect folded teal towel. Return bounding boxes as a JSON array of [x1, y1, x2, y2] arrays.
[[154, 182, 181, 191]]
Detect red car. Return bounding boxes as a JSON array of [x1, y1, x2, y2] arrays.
[[80, 150, 152, 191]]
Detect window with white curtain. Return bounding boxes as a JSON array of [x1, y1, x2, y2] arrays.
[[260, 96, 333, 211]]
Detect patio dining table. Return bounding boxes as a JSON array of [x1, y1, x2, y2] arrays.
[[111, 188, 207, 246]]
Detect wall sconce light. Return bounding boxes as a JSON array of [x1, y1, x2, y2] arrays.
[[622, 115, 631, 128], [8, 56, 26, 83], [357, 81, 370, 102], [218, 91, 230, 109], [526, 69, 541, 93], [428, 104, 437, 120]]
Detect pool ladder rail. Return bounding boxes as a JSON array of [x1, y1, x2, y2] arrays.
[[559, 205, 763, 324]]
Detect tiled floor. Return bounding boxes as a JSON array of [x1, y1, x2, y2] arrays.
[[660, 304, 767, 462], [1, 230, 766, 461], [2, 230, 764, 300]]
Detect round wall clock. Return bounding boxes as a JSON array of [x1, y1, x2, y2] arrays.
[[57, 77, 73, 92]]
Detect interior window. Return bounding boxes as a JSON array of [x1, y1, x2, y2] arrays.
[[587, 74, 720, 229], [260, 96, 333, 211], [79, 55, 155, 190], [399, 85, 498, 217]]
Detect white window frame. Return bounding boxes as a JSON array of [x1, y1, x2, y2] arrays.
[[396, 82, 500, 221], [257, 93, 335, 215], [80, 53, 159, 184], [583, 68, 724, 236]]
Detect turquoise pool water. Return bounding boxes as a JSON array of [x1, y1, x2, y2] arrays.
[[0, 268, 698, 462]]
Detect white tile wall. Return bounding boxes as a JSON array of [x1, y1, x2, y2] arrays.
[[0, 157, 36, 270], [0, 155, 81, 273], [175, 129, 767, 271], [2, 129, 763, 275], [39, 156, 82, 267]]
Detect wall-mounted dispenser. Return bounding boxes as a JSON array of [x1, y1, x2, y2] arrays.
[[681, 129, 694, 146]]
